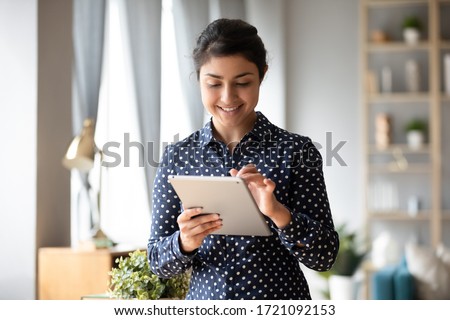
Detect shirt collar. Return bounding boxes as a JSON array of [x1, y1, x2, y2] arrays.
[[198, 111, 274, 147]]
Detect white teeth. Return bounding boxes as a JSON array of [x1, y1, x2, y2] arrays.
[[220, 106, 239, 112]]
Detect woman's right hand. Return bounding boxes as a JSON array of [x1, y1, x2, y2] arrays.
[[177, 207, 222, 254]]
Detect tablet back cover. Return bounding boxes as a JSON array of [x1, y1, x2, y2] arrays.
[[168, 175, 271, 236]]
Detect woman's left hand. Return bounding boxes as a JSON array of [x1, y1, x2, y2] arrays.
[[229, 164, 291, 229]]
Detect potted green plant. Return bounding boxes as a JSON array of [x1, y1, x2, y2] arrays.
[[402, 16, 422, 45], [405, 118, 427, 150], [108, 250, 190, 300], [319, 224, 366, 299]]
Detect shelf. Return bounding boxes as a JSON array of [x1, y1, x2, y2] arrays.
[[367, 41, 430, 52], [367, 0, 428, 8], [441, 41, 450, 50], [368, 92, 429, 103], [368, 144, 430, 154], [368, 164, 431, 173], [368, 211, 431, 221]]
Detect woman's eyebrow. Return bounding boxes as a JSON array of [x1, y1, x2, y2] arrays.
[[204, 72, 254, 79]]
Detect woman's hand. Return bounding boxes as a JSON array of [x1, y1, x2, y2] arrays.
[[230, 164, 291, 229], [177, 207, 222, 254]]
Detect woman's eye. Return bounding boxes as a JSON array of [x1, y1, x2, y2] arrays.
[[236, 82, 250, 87], [207, 83, 221, 88]]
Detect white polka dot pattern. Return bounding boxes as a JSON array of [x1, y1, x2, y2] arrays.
[[147, 112, 339, 300]]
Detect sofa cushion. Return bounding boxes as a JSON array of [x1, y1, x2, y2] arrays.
[[405, 243, 450, 300], [436, 243, 450, 267], [372, 265, 396, 299], [393, 258, 415, 300]]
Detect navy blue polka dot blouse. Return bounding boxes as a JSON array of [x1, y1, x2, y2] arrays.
[[147, 112, 339, 300]]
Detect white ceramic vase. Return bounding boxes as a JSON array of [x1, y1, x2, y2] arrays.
[[328, 275, 355, 300], [407, 130, 424, 150], [403, 28, 420, 45]]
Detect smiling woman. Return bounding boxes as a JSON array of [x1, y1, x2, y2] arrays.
[[147, 18, 339, 300]]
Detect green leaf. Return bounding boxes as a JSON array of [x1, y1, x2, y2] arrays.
[[108, 250, 191, 300]]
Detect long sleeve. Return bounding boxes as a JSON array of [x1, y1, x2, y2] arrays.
[[271, 138, 339, 271], [147, 146, 194, 278]]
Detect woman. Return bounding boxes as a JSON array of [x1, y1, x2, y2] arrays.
[[148, 18, 339, 300]]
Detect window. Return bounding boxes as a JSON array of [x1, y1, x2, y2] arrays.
[[89, 0, 203, 246]]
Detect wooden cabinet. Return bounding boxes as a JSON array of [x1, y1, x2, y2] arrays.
[[38, 246, 139, 300]]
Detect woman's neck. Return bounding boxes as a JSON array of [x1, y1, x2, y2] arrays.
[[212, 112, 257, 152]]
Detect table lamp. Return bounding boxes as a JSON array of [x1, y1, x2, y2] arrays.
[[63, 118, 114, 248]]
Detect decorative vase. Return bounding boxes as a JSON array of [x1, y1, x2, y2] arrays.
[[381, 67, 392, 93], [407, 130, 424, 150], [375, 113, 391, 149], [328, 275, 355, 300], [403, 28, 420, 45], [405, 60, 420, 92]]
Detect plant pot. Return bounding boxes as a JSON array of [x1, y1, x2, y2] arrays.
[[328, 275, 355, 300], [403, 28, 420, 45], [407, 130, 424, 150]]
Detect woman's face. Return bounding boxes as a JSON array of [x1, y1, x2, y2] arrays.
[[199, 55, 263, 133]]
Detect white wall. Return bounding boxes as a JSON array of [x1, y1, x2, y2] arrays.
[[246, 0, 286, 128], [0, 0, 38, 299], [285, 0, 361, 299], [0, 0, 72, 299], [286, 0, 362, 231]]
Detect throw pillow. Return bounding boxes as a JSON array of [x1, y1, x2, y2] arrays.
[[405, 243, 450, 300], [436, 243, 450, 267]]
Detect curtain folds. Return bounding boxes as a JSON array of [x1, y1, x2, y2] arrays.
[[71, 0, 106, 246], [171, 0, 209, 133], [209, 0, 246, 21], [125, 0, 162, 210], [72, 0, 106, 133], [171, 0, 246, 131]]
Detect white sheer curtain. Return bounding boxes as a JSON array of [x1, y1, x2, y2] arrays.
[[160, 0, 197, 145], [125, 0, 162, 211], [94, 0, 151, 247]]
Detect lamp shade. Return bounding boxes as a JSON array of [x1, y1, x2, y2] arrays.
[[62, 118, 96, 172]]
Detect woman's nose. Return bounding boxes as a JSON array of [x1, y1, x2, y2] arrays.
[[221, 85, 237, 105]]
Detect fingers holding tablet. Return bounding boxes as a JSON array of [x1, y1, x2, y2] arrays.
[[177, 207, 223, 254]]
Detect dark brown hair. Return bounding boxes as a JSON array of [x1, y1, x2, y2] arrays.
[[193, 18, 267, 80]]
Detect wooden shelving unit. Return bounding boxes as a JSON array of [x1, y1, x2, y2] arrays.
[[368, 144, 430, 153], [368, 92, 430, 103], [361, 0, 450, 298], [368, 211, 431, 220], [367, 41, 430, 52]]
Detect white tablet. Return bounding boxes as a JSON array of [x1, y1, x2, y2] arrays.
[[168, 175, 272, 237]]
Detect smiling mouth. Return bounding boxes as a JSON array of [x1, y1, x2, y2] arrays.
[[217, 105, 242, 112]]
